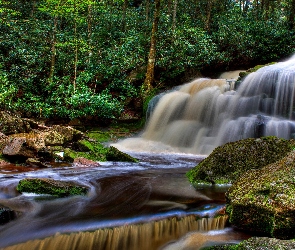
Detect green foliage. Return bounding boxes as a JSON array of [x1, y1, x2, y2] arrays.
[[0, 0, 295, 120], [212, 10, 295, 66]]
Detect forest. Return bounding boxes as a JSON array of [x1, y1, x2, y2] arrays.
[[1, 0, 295, 122]]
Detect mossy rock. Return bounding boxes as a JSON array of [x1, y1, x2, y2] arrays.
[[201, 237, 295, 250], [226, 151, 295, 238], [17, 178, 88, 197], [236, 62, 276, 83], [187, 136, 295, 185], [106, 146, 138, 162], [62, 139, 108, 162]]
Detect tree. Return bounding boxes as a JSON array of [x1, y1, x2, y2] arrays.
[[142, 0, 161, 96]]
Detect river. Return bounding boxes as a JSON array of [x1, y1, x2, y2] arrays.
[[0, 152, 250, 250]]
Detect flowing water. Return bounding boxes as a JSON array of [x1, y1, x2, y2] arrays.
[[0, 154, 249, 250], [117, 55, 295, 155], [2, 56, 294, 249]]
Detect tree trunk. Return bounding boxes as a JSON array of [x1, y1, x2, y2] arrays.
[[205, 0, 213, 31], [143, 0, 160, 95], [172, 0, 178, 31], [73, 21, 78, 93], [146, 0, 150, 22], [87, 4, 93, 65], [122, 0, 128, 31], [49, 16, 58, 83], [167, 0, 172, 16], [264, 0, 270, 20], [290, 0, 295, 29]]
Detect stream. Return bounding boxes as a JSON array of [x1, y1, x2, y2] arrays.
[[0, 152, 250, 249]]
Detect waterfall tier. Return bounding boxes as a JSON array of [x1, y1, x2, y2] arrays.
[[130, 56, 295, 155]]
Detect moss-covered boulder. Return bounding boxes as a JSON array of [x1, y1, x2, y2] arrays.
[[62, 139, 108, 162], [200, 237, 295, 250], [106, 146, 138, 162], [226, 150, 295, 239], [17, 178, 88, 197], [187, 136, 295, 184]]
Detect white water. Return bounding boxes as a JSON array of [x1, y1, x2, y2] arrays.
[[116, 55, 295, 155]]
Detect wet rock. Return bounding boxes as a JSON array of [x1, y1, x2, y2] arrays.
[[0, 111, 32, 135], [187, 136, 295, 184], [17, 178, 88, 197], [237, 237, 295, 249], [0, 159, 11, 167], [0, 132, 8, 151], [73, 157, 100, 167], [226, 151, 295, 239], [51, 125, 84, 143], [2, 137, 36, 160], [106, 146, 138, 162], [201, 237, 295, 249], [0, 207, 16, 225], [26, 158, 50, 168], [44, 130, 66, 146]]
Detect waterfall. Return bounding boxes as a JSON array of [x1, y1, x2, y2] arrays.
[[116, 55, 295, 155], [1, 216, 228, 250]]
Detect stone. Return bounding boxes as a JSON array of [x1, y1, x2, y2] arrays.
[[200, 237, 295, 249], [226, 150, 295, 239], [106, 146, 138, 162], [51, 125, 84, 143], [26, 158, 49, 168], [2, 137, 36, 160], [17, 178, 88, 197], [187, 136, 295, 184], [73, 157, 100, 167], [0, 207, 15, 225], [0, 111, 32, 135]]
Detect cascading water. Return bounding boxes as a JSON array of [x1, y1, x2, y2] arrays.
[[116, 55, 295, 155]]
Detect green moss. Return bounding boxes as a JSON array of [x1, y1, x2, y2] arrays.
[[226, 151, 295, 238], [200, 245, 237, 250], [86, 130, 111, 143], [236, 62, 276, 83], [106, 146, 138, 162], [187, 136, 295, 185], [17, 178, 88, 197], [63, 144, 108, 162]]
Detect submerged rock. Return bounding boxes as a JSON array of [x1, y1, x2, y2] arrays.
[[17, 178, 88, 197], [0, 206, 16, 225], [73, 157, 100, 167], [187, 136, 295, 184], [226, 151, 295, 239], [106, 146, 138, 162]]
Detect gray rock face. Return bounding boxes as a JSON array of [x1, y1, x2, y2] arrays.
[[3, 137, 36, 159]]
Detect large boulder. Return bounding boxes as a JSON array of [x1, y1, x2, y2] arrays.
[[0, 111, 33, 135], [1, 125, 85, 162], [17, 178, 88, 197], [226, 151, 295, 239], [200, 237, 295, 250], [2, 137, 37, 159], [187, 136, 295, 184]]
